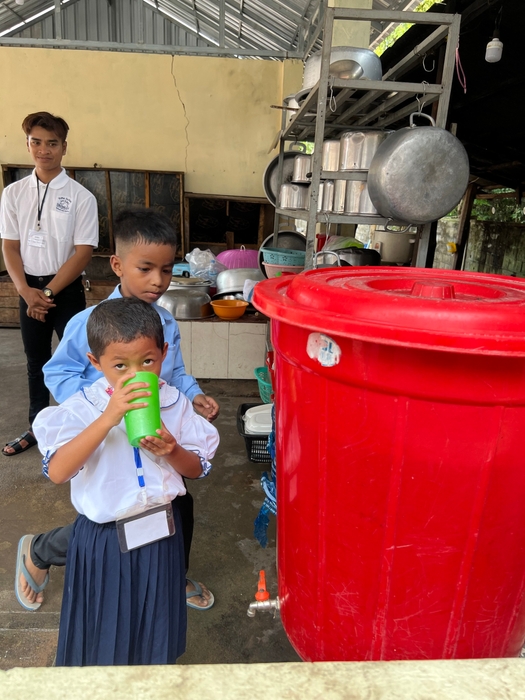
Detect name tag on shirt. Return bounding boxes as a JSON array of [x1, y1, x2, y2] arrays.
[[28, 228, 47, 248], [116, 503, 175, 553]]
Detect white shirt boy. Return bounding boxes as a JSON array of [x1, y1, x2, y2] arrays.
[[0, 168, 99, 276]]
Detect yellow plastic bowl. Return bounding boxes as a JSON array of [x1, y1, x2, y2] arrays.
[[211, 299, 249, 320]]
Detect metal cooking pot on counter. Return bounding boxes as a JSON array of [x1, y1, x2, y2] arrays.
[[157, 288, 213, 320], [168, 276, 212, 295], [313, 248, 381, 268], [368, 112, 470, 224]]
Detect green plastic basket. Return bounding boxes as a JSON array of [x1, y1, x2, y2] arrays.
[[254, 366, 273, 403], [261, 247, 306, 266]]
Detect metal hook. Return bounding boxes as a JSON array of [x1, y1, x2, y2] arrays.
[[422, 53, 435, 73], [328, 76, 337, 113], [415, 81, 429, 115]]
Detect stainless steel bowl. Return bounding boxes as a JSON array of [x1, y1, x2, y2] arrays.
[[215, 268, 264, 295], [157, 288, 213, 320]]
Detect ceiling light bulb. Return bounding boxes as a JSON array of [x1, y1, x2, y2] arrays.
[[15, 0, 25, 5], [485, 33, 503, 63]]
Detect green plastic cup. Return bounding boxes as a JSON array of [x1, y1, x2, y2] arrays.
[[124, 371, 161, 447]]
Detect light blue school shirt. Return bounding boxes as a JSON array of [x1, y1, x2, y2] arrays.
[[43, 285, 202, 404]]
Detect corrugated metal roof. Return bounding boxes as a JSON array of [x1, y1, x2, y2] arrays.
[[0, 0, 417, 56]]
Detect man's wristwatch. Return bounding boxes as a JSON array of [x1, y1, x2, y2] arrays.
[[42, 287, 54, 299]]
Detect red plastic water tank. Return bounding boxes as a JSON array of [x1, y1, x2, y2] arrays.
[[253, 267, 525, 662]]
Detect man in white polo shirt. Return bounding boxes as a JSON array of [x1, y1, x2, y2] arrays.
[[1, 112, 99, 456]]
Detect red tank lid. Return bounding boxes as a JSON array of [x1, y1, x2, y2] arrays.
[[252, 267, 525, 356]]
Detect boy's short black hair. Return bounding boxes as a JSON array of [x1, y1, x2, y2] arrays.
[[87, 297, 164, 359], [22, 112, 69, 142], [114, 208, 177, 251]]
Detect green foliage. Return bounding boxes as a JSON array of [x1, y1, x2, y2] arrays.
[[375, 0, 443, 57], [471, 191, 525, 224], [443, 189, 525, 223]]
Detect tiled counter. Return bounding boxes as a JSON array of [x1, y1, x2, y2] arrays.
[[178, 313, 268, 379]]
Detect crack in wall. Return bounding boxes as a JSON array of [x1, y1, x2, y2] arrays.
[[170, 54, 190, 173]]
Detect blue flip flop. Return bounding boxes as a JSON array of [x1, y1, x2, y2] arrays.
[[186, 577, 215, 611], [15, 535, 49, 612]]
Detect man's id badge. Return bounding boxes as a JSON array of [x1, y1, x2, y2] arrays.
[[28, 228, 47, 248], [116, 503, 175, 553]]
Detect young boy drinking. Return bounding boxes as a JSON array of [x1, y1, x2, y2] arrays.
[[16, 208, 218, 613], [33, 297, 220, 665]]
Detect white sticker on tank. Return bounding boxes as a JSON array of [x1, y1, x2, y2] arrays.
[[307, 332, 341, 367]]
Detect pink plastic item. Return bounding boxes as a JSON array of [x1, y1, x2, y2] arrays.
[[216, 247, 259, 269]]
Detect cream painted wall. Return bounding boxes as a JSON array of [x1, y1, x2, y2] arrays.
[[0, 47, 296, 198]]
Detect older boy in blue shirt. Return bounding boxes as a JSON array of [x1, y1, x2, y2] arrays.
[[16, 208, 218, 612]]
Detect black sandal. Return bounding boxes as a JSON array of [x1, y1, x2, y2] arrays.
[[2, 431, 37, 457]]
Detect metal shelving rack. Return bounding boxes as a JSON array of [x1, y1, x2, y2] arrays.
[[272, 7, 462, 268]]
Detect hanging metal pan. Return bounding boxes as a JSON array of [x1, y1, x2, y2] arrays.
[[367, 113, 470, 225], [263, 146, 307, 206]]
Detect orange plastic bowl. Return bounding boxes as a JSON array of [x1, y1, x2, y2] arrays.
[[210, 299, 249, 320]]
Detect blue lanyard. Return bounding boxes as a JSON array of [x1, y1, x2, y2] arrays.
[[133, 447, 145, 488]]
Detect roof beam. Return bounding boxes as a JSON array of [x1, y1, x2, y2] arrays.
[[0, 35, 301, 56]]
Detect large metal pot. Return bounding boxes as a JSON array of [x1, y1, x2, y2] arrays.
[[279, 183, 309, 210], [313, 248, 381, 268], [339, 130, 391, 171], [368, 113, 470, 224], [216, 267, 264, 295], [157, 288, 213, 320], [371, 229, 417, 264]]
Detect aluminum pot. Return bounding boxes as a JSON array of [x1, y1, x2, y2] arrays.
[[263, 148, 305, 205], [279, 183, 309, 210], [371, 230, 417, 264], [215, 267, 264, 295], [368, 113, 470, 224], [292, 155, 312, 183], [344, 181, 378, 216], [283, 94, 300, 123], [339, 130, 391, 170], [169, 276, 212, 295], [321, 180, 335, 212], [313, 248, 381, 268], [296, 46, 383, 103], [322, 140, 341, 171], [157, 288, 213, 320], [333, 180, 347, 213]]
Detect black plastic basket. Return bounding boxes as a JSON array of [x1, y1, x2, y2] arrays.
[[236, 403, 272, 463]]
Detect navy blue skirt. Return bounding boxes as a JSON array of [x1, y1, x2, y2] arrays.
[[55, 503, 186, 666]]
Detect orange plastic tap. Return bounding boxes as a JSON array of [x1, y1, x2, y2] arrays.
[[255, 570, 270, 602]]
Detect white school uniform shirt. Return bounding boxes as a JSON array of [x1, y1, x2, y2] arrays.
[[32, 378, 220, 524], [0, 168, 99, 276]]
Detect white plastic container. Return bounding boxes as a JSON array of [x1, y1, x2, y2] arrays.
[[243, 404, 273, 434]]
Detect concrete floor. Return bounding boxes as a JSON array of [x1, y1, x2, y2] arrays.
[[0, 328, 300, 670]]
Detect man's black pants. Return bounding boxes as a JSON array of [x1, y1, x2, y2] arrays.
[[19, 274, 85, 426]]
